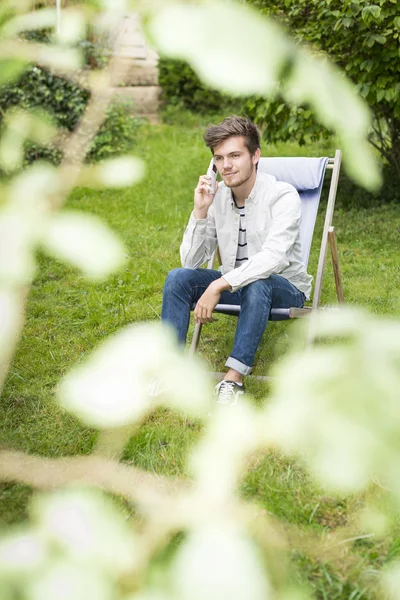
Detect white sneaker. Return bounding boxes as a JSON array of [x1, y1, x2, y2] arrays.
[[214, 380, 245, 406]]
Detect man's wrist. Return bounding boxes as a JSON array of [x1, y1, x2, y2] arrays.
[[193, 207, 208, 220], [211, 277, 231, 292]]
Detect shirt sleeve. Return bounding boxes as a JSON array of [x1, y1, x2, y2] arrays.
[[180, 203, 217, 268], [222, 183, 301, 292]]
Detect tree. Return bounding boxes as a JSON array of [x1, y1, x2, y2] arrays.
[[244, 0, 400, 191]]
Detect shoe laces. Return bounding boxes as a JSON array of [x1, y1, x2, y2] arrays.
[[216, 380, 240, 405]]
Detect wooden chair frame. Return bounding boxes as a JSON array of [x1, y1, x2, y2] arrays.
[[190, 150, 344, 358]]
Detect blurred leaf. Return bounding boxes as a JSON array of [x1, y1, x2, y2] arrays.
[[382, 563, 400, 599], [78, 156, 145, 188], [56, 9, 87, 44], [57, 323, 211, 428], [0, 529, 48, 577], [358, 506, 389, 537], [0, 164, 57, 284], [0, 128, 24, 172], [285, 52, 381, 190], [27, 560, 114, 600], [191, 402, 262, 504], [150, 2, 291, 95], [2, 8, 58, 37], [7, 162, 59, 210], [264, 308, 400, 494], [3, 6, 87, 44], [100, 0, 132, 12], [30, 489, 137, 576], [170, 525, 272, 600], [0, 58, 26, 85], [37, 45, 82, 72], [123, 592, 172, 600], [41, 211, 126, 280], [0, 290, 23, 362], [0, 237, 34, 288], [155, 351, 211, 418]]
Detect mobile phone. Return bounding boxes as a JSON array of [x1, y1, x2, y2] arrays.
[[206, 157, 218, 195]]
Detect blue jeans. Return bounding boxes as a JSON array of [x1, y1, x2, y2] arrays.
[[161, 268, 306, 375]]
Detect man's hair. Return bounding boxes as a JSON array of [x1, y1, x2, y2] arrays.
[[203, 116, 261, 156]]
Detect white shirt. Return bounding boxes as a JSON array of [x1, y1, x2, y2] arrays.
[[180, 170, 313, 299]]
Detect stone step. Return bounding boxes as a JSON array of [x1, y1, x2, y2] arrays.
[[111, 86, 161, 115], [114, 59, 159, 86]]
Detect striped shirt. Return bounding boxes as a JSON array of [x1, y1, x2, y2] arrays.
[[234, 201, 248, 268]]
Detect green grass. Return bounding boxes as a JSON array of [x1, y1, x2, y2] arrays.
[[1, 121, 399, 598]]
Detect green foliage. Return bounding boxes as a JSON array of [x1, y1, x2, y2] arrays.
[[244, 0, 399, 118], [86, 100, 143, 163], [79, 26, 113, 70], [244, 0, 400, 198], [0, 67, 141, 164], [158, 58, 243, 115], [246, 96, 329, 146], [0, 66, 89, 130]]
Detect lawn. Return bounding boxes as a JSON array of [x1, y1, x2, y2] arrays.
[[1, 120, 399, 599]]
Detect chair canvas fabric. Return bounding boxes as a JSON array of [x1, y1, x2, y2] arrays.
[[257, 157, 328, 191], [257, 157, 329, 267]]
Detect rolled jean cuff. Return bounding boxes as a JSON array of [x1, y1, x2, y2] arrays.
[[225, 356, 252, 376]]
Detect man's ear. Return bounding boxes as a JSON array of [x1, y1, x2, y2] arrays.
[[253, 148, 261, 165]]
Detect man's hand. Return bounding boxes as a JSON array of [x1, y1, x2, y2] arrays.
[[193, 175, 218, 220], [194, 278, 231, 324]]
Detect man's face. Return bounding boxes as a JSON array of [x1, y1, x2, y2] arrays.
[[213, 136, 260, 189]]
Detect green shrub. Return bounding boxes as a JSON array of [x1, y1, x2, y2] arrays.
[[0, 66, 142, 165], [337, 163, 399, 209], [87, 100, 143, 162], [0, 65, 89, 131], [158, 58, 244, 115], [23, 140, 63, 167], [244, 0, 400, 202]]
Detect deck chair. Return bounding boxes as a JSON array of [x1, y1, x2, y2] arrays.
[[190, 150, 344, 355]]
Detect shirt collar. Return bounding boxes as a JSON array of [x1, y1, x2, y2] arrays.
[[248, 170, 261, 203], [228, 170, 260, 208]]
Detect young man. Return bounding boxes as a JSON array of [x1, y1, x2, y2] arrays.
[[161, 116, 312, 404]]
